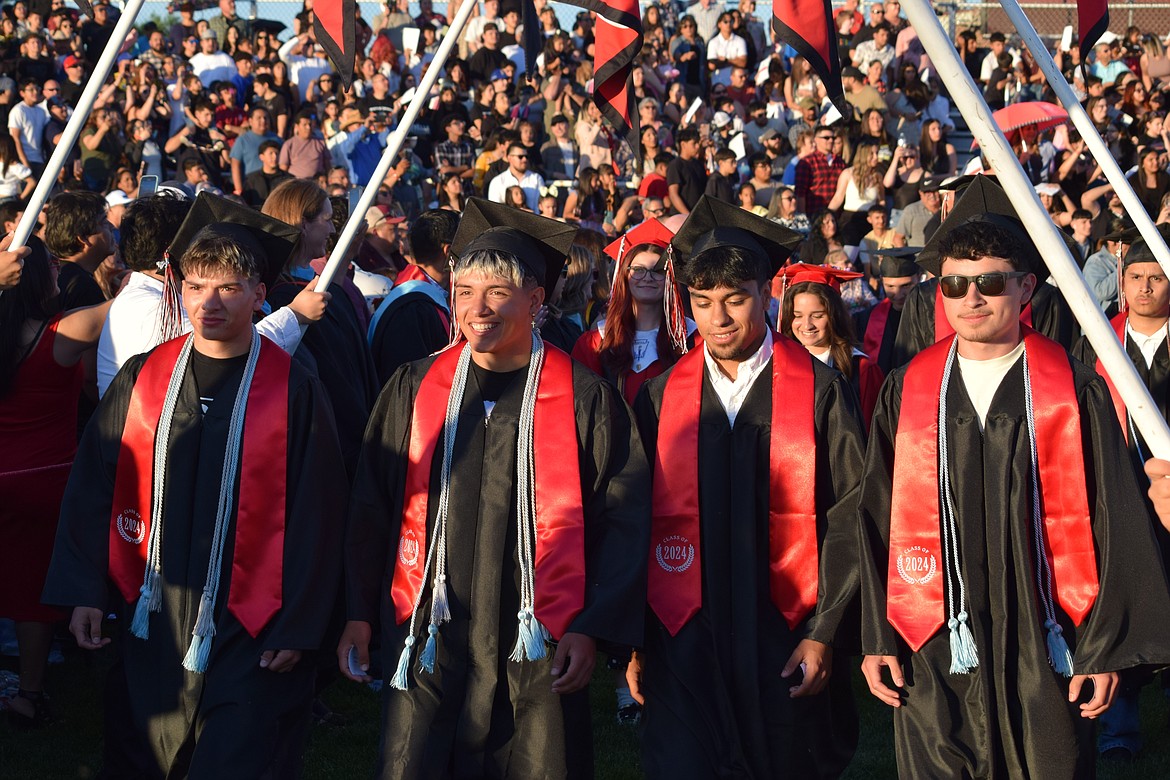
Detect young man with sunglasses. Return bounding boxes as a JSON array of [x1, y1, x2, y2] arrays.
[[486, 142, 544, 210], [857, 175, 1170, 778]]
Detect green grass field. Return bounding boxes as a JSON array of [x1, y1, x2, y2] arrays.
[[3, 647, 1168, 778]]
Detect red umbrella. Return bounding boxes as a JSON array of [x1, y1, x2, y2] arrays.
[[971, 102, 1070, 149]]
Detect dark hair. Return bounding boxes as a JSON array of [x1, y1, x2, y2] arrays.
[[119, 195, 192, 272], [410, 209, 460, 267], [936, 221, 1030, 272], [254, 73, 274, 89], [1071, 208, 1093, 222], [258, 139, 281, 154], [681, 245, 769, 289], [780, 280, 857, 380], [654, 152, 675, 167], [714, 148, 736, 164], [43, 190, 107, 258], [676, 127, 700, 144], [0, 236, 55, 396]]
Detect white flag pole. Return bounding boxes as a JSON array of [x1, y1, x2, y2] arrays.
[[999, 0, 1170, 275], [900, 0, 1170, 459], [10, 0, 149, 249], [312, 0, 477, 295]]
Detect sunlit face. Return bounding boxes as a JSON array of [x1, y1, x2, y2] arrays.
[[455, 270, 544, 369], [626, 249, 666, 306], [789, 292, 831, 351], [182, 269, 264, 352], [690, 280, 771, 363], [939, 255, 1035, 352], [1123, 262, 1170, 319]]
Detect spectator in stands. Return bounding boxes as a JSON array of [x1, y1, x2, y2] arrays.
[[279, 109, 331, 180], [667, 127, 708, 215], [707, 12, 747, 89], [8, 78, 45, 178], [190, 30, 236, 87], [794, 124, 846, 215], [487, 141, 544, 210], [230, 107, 281, 196], [243, 138, 293, 207]]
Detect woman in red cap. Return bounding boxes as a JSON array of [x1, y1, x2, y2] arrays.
[[779, 263, 884, 427], [571, 219, 695, 405]]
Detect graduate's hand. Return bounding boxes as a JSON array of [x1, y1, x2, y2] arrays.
[[861, 654, 905, 708], [625, 651, 644, 705], [260, 649, 302, 673], [70, 607, 111, 650], [337, 620, 373, 683], [1069, 672, 1118, 719], [782, 639, 832, 697], [288, 275, 331, 324], [1145, 458, 1170, 532], [550, 632, 595, 695]]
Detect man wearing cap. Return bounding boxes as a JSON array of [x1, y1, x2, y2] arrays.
[[487, 141, 545, 210], [541, 113, 578, 181], [842, 66, 885, 118], [1083, 217, 1135, 313], [892, 173, 942, 248], [356, 203, 406, 276], [435, 114, 476, 181], [367, 209, 460, 384], [59, 54, 86, 107], [860, 248, 920, 374], [628, 196, 867, 778], [857, 175, 1170, 778], [44, 199, 347, 779], [1072, 223, 1170, 761], [339, 198, 650, 778], [189, 29, 236, 87]]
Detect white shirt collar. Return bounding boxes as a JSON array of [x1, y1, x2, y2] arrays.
[[703, 329, 773, 427], [1126, 319, 1169, 370]]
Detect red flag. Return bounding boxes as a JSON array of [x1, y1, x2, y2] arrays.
[[1078, 0, 1109, 64], [559, 1, 643, 145], [773, 0, 845, 111], [314, 0, 358, 88]]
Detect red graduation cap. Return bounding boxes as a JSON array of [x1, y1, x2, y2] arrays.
[[603, 218, 676, 262], [777, 262, 863, 291]]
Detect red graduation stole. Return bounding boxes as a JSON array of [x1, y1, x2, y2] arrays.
[[933, 285, 1032, 342], [863, 298, 891, 360], [1096, 312, 1131, 439], [887, 328, 1098, 652], [391, 345, 586, 640], [648, 333, 818, 636], [109, 335, 290, 638]]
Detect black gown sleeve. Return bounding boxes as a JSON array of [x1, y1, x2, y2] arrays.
[[566, 367, 652, 650], [344, 361, 421, 626], [42, 354, 149, 610], [890, 280, 936, 369]]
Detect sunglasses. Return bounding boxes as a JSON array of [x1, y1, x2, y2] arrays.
[[629, 267, 666, 280], [938, 271, 1029, 298]]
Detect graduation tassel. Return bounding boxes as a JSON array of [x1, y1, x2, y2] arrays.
[[182, 592, 217, 673], [523, 611, 550, 661], [129, 566, 160, 639], [431, 573, 451, 624], [390, 636, 415, 690], [1045, 619, 1074, 677], [662, 245, 689, 356], [947, 611, 978, 674], [510, 610, 533, 663], [418, 624, 439, 674]]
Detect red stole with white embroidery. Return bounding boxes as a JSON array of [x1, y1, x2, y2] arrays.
[[391, 345, 586, 640], [648, 333, 818, 636], [108, 336, 290, 637], [886, 329, 1098, 651]]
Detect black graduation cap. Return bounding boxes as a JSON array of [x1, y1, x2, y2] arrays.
[[869, 246, 922, 278], [168, 192, 301, 289], [918, 175, 1073, 284], [1123, 223, 1170, 268], [671, 195, 803, 278], [449, 198, 578, 297]]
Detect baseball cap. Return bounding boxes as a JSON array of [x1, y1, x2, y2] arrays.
[[490, 69, 508, 81], [105, 190, 133, 208], [62, 54, 81, 69], [200, 29, 217, 40], [711, 111, 732, 129]]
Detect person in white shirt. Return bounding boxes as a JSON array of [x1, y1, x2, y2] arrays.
[[464, 0, 504, 54], [188, 30, 236, 87], [706, 13, 747, 88], [486, 142, 545, 210], [277, 34, 333, 96], [97, 196, 329, 396], [8, 79, 47, 176]]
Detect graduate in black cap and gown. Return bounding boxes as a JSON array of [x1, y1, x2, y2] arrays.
[[42, 193, 348, 777], [890, 178, 1078, 367], [338, 198, 651, 779], [860, 248, 922, 374], [628, 196, 868, 779], [857, 175, 1170, 779]]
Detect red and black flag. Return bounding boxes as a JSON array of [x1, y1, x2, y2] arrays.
[[559, 0, 643, 145], [772, 0, 846, 112], [1077, 0, 1109, 64], [314, 0, 358, 88]]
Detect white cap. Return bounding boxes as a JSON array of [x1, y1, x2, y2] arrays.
[[712, 111, 732, 129], [105, 190, 133, 208]]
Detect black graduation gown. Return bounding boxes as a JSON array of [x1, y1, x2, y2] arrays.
[[632, 357, 867, 780], [890, 279, 1078, 368], [268, 279, 379, 480], [369, 292, 449, 387], [857, 355, 1170, 780], [346, 351, 651, 780], [42, 346, 348, 778], [855, 303, 902, 375]]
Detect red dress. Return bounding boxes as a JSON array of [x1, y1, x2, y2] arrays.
[[0, 316, 83, 621]]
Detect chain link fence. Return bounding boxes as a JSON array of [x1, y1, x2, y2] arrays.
[[934, 2, 1170, 43]]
